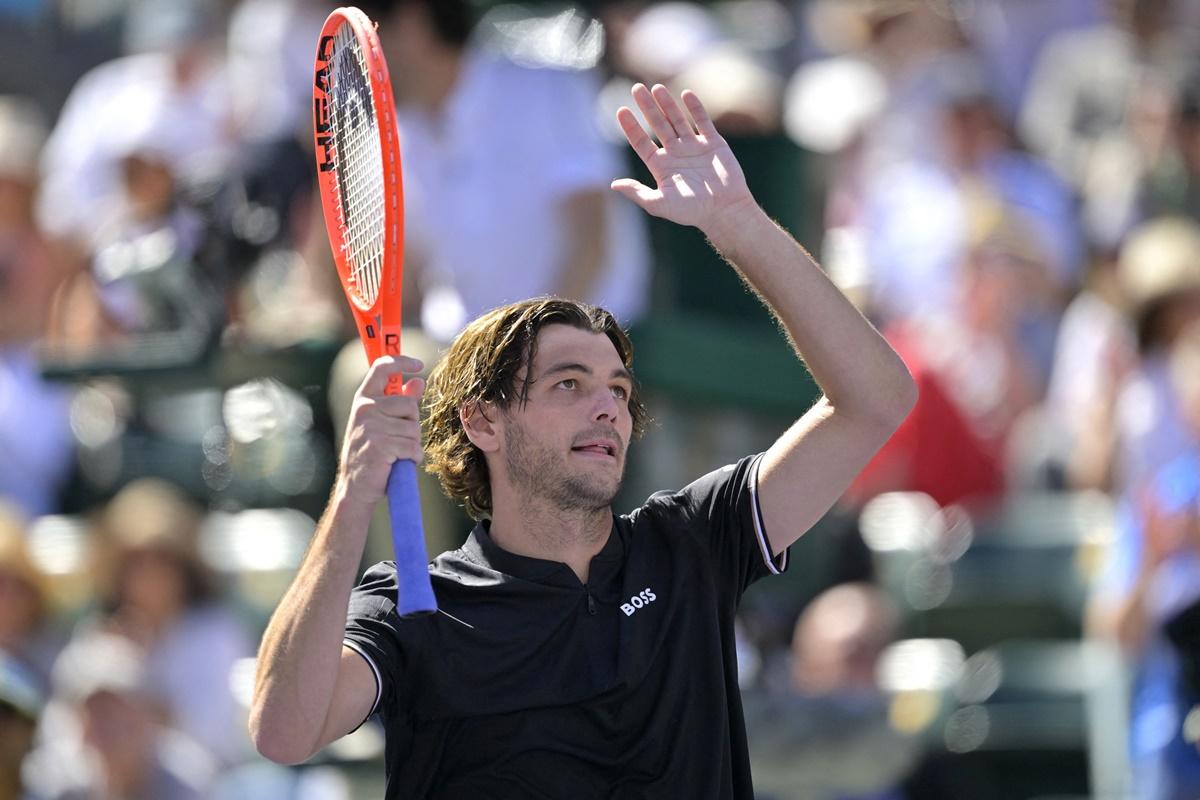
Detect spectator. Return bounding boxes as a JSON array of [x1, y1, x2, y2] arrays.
[[1112, 217, 1200, 496], [59, 98, 224, 361], [0, 503, 59, 685], [1035, 216, 1200, 501], [25, 632, 215, 800], [848, 196, 1049, 508], [860, 54, 1078, 334], [84, 479, 252, 766], [745, 582, 919, 800], [1043, 246, 1138, 491], [1089, 320, 1200, 798], [1019, 0, 1193, 245], [787, 0, 970, 314], [36, 0, 231, 257]]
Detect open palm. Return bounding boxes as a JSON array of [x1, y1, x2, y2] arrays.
[[611, 84, 754, 230]]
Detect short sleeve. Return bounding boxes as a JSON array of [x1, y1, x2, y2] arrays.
[[343, 562, 420, 727], [644, 454, 789, 602]]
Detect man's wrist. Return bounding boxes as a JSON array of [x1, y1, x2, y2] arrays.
[[699, 198, 769, 257], [329, 479, 379, 532]]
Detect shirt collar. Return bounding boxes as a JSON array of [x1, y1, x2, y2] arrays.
[[463, 518, 625, 587]]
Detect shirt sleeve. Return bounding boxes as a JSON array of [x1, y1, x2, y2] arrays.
[[343, 561, 421, 727], [647, 453, 789, 602]]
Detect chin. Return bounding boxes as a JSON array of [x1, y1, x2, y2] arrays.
[[562, 472, 623, 510]]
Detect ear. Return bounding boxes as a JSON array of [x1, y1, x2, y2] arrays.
[[460, 401, 501, 453]]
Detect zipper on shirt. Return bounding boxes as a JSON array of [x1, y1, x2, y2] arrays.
[[585, 585, 597, 615]]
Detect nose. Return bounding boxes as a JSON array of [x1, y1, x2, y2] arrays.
[[592, 386, 620, 422]]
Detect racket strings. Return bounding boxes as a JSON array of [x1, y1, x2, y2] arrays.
[[329, 23, 386, 309]]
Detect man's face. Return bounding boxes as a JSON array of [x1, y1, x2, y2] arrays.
[[496, 325, 635, 512]]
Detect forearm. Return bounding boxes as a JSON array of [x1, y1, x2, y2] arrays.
[[702, 204, 915, 426], [249, 489, 373, 761]]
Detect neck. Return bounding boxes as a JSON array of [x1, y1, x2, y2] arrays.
[[488, 497, 612, 583]]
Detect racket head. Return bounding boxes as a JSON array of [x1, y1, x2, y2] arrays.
[[313, 6, 404, 363]]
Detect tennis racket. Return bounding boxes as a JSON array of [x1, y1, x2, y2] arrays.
[[313, 6, 436, 617]]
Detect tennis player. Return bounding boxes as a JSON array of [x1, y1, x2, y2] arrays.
[[250, 84, 917, 798]]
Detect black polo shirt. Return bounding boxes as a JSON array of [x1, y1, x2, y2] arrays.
[[343, 453, 788, 799]]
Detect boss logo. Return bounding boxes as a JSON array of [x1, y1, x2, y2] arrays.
[[620, 588, 658, 617]]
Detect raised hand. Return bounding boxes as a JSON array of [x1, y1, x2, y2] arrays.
[[339, 355, 426, 507], [611, 83, 755, 232]]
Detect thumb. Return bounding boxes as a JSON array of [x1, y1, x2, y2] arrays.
[[402, 376, 426, 399], [610, 178, 658, 210]]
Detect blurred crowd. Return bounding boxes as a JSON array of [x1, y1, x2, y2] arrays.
[[2, 0, 1200, 797]]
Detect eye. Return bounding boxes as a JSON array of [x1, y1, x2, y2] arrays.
[[611, 385, 628, 400], [557, 378, 578, 390]]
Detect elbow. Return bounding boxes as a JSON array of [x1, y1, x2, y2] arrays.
[[894, 368, 919, 422], [867, 366, 918, 433], [248, 705, 317, 766]]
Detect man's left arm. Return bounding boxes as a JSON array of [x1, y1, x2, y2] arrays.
[[613, 84, 917, 556]]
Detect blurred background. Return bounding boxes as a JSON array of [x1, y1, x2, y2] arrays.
[[2, 0, 1200, 797]]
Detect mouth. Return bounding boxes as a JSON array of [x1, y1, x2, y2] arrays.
[[571, 441, 619, 459]]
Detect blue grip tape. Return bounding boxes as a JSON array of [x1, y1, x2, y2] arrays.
[[385, 459, 437, 617]]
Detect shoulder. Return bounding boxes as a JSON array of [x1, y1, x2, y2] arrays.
[[627, 454, 763, 525]]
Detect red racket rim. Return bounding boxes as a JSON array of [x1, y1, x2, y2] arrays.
[[313, 6, 404, 363]]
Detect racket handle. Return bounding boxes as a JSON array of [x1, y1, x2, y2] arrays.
[[385, 459, 437, 617]]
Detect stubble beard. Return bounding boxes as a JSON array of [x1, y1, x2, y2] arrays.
[[503, 415, 624, 513]]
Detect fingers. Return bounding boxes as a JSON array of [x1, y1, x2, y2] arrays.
[[626, 84, 712, 148], [651, 83, 695, 137], [616, 106, 658, 164], [681, 89, 720, 140], [631, 82, 678, 144], [360, 355, 424, 397], [339, 425, 425, 503], [342, 391, 424, 471], [339, 360, 426, 504], [366, 392, 422, 420]]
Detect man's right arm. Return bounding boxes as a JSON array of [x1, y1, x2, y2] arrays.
[[249, 356, 426, 764]]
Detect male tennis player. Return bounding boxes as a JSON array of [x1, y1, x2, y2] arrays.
[[250, 84, 917, 798]]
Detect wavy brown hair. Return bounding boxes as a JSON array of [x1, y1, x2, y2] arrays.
[[424, 298, 648, 519]]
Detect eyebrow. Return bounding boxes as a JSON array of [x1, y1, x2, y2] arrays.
[[541, 362, 633, 383]]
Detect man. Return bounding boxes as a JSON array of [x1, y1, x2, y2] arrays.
[[250, 84, 916, 797]]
